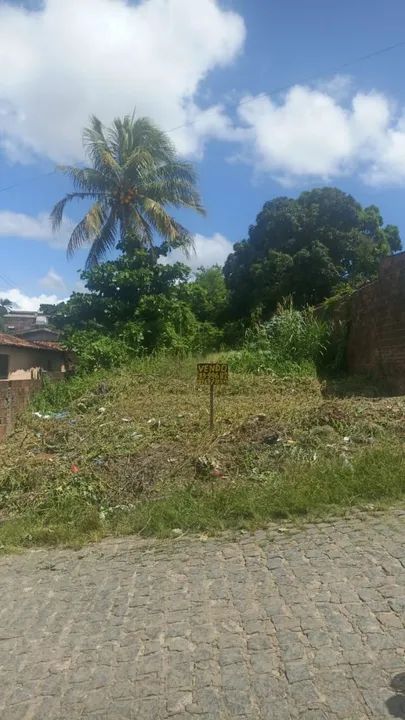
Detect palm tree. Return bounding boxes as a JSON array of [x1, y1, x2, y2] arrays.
[[51, 114, 205, 269], [0, 298, 12, 315], [0, 298, 12, 331]]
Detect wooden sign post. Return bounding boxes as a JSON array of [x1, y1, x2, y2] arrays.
[[197, 363, 229, 429]]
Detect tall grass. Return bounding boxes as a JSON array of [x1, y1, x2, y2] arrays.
[[1, 444, 404, 549], [2, 328, 402, 553], [31, 371, 112, 413], [31, 355, 198, 414], [225, 300, 330, 375]]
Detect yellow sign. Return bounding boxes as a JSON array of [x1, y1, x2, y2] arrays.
[[197, 363, 229, 386]]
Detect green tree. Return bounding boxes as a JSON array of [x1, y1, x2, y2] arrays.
[[51, 114, 204, 268], [42, 249, 191, 333], [41, 250, 226, 363], [224, 187, 401, 318], [184, 266, 229, 324]]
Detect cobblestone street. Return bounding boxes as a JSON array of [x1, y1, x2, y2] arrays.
[[1, 510, 405, 719]]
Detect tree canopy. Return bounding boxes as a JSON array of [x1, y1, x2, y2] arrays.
[[43, 182, 403, 372], [51, 114, 204, 269], [42, 247, 228, 364], [224, 187, 402, 319]]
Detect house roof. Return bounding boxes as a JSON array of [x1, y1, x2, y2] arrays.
[[0, 333, 64, 353], [6, 310, 43, 317], [19, 327, 59, 338], [34, 340, 64, 351]]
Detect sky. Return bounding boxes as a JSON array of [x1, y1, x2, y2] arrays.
[[1, 0, 405, 309]]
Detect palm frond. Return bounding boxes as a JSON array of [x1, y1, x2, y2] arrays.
[[57, 166, 113, 194], [109, 117, 131, 165], [140, 160, 204, 213], [85, 209, 117, 269], [158, 160, 198, 185], [132, 210, 154, 248], [140, 199, 194, 254], [109, 115, 176, 167], [83, 116, 122, 183], [67, 202, 104, 258], [130, 117, 175, 163], [142, 178, 205, 213], [117, 205, 154, 249], [50, 192, 97, 231], [168, 219, 195, 256], [141, 198, 178, 242], [122, 147, 156, 181]]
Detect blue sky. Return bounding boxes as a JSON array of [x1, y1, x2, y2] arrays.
[[0, 0, 405, 308]]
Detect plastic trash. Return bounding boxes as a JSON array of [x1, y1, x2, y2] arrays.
[[32, 411, 70, 420], [211, 468, 224, 478]]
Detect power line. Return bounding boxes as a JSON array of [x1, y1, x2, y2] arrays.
[[0, 170, 54, 289], [0, 264, 19, 289], [0, 39, 404, 194], [166, 39, 405, 133], [0, 170, 55, 194], [0, 272, 17, 291], [238, 40, 405, 108], [0, 273, 15, 287]]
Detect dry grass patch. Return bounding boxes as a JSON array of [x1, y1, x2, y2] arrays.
[[0, 356, 405, 550]]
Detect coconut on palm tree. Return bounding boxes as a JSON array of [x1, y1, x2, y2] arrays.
[[51, 114, 205, 269]]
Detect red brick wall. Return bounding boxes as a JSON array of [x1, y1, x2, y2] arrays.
[[346, 252, 405, 393], [0, 379, 42, 440]]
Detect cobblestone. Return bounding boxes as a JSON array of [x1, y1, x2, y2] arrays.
[[1, 509, 405, 718]]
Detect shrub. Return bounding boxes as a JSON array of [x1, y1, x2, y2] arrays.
[[225, 349, 316, 377], [65, 330, 135, 373], [224, 300, 330, 375], [31, 370, 113, 413], [192, 322, 224, 354], [261, 300, 329, 362]]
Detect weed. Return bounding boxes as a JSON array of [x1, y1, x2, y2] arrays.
[[1, 354, 405, 551], [223, 301, 329, 376], [1, 445, 404, 550]]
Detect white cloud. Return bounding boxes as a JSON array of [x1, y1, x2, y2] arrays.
[[0, 288, 62, 311], [0, 210, 73, 248], [160, 232, 233, 270], [74, 279, 87, 293], [0, 0, 245, 163], [39, 268, 66, 292], [316, 74, 353, 102], [237, 84, 405, 186]]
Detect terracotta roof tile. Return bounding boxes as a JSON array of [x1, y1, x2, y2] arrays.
[[33, 340, 64, 351], [0, 333, 64, 352]]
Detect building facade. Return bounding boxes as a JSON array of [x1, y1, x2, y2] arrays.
[[4, 311, 60, 342], [0, 333, 66, 381]]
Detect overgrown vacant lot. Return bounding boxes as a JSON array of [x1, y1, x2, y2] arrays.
[[1, 357, 405, 550]]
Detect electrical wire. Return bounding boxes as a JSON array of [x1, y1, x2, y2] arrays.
[[0, 272, 17, 291], [166, 40, 405, 132], [0, 171, 55, 194], [0, 39, 404, 193]]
